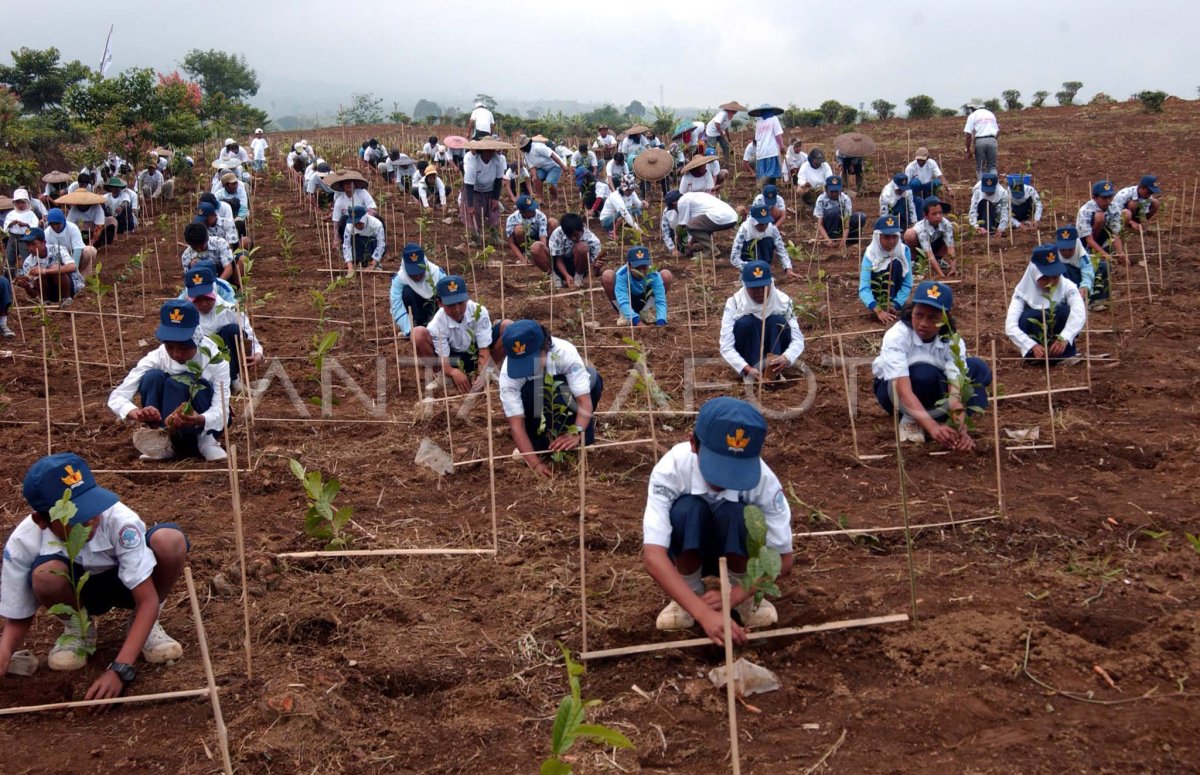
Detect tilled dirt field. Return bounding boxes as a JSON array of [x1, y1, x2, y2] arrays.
[[1, 98, 1198, 774]]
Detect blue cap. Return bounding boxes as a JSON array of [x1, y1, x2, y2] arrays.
[[1055, 225, 1078, 251], [436, 275, 469, 304], [1031, 244, 1065, 277], [762, 184, 778, 202], [627, 246, 651, 267], [704, 147, 717, 157], [664, 190, 682, 208], [892, 172, 908, 186], [502, 320, 544, 379], [981, 174, 998, 194], [185, 266, 215, 297], [826, 175, 842, 191], [749, 205, 771, 224], [197, 202, 217, 217], [516, 194, 536, 212], [912, 280, 953, 311], [23, 453, 119, 524], [352, 205, 368, 222], [1092, 180, 1114, 197], [741, 260, 772, 288], [20, 227, 46, 243], [46, 208, 66, 225], [155, 300, 199, 342], [1138, 175, 1160, 194], [402, 243, 426, 276], [874, 215, 902, 235], [694, 397, 767, 491]]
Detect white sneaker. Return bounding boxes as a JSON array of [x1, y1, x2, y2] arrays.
[[197, 434, 228, 462], [655, 600, 695, 631], [59, 297, 74, 310], [615, 314, 631, 326], [48, 617, 96, 671], [735, 598, 778, 628], [898, 416, 925, 444], [230, 378, 243, 395], [141, 620, 183, 663], [0, 323, 14, 338], [551, 274, 564, 289], [573, 273, 586, 286]]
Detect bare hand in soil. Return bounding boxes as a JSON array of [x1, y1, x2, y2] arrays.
[[876, 309, 897, 324], [702, 611, 747, 647], [84, 670, 124, 708], [129, 407, 162, 425], [700, 587, 748, 612], [549, 434, 580, 453], [743, 367, 761, 381], [1030, 344, 1047, 360], [532, 460, 553, 478], [448, 368, 471, 394], [1049, 339, 1067, 357], [929, 423, 960, 449]]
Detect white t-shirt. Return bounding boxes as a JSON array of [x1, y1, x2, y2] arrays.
[[674, 192, 738, 228], [963, 108, 999, 138], [108, 339, 231, 433], [798, 161, 832, 189], [498, 336, 590, 418], [754, 116, 784, 159], [469, 107, 494, 134], [705, 109, 732, 138], [250, 137, 269, 161], [872, 321, 966, 383], [904, 158, 943, 185], [642, 442, 792, 553]]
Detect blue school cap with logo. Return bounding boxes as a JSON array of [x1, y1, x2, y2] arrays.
[[1031, 244, 1065, 276], [626, 246, 651, 267], [875, 215, 902, 235], [981, 174, 998, 194], [24, 452, 119, 523], [1055, 225, 1078, 251], [20, 227, 46, 243], [826, 175, 842, 191], [1138, 175, 1160, 194], [197, 202, 217, 218], [502, 319, 544, 379], [741, 260, 772, 288], [436, 275, 469, 304], [156, 299, 199, 342], [185, 266, 215, 297], [892, 172, 908, 186], [1092, 180, 1115, 197], [352, 205, 368, 222], [516, 194, 537, 212], [912, 280, 953, 312], [762, 184, 778, 202], [402, 243, 427, 276], [695, 396, 767, 491], [750, 205, 772, 224]]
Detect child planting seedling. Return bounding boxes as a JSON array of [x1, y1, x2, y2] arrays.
[[1005, 245, 1087, 364], [857, 216, 914, 324], [642, 397, 794, 644]]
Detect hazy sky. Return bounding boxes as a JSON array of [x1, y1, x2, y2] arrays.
[[5, 0, 1195, 118]]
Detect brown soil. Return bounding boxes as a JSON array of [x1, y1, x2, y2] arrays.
[[1, 99, 1198, 774]]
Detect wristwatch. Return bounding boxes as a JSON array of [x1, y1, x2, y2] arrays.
[[107, 661, 136, 684]]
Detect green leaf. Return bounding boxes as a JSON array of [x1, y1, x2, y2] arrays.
[[759, 547, 782, 580], [575, 724, 635, 750], [288, 458, 306, 482], [47, 603, 77, 617], [540, 758, 573, 775], [322, 478, 341, 501], [74, 570, 92, 596], [49, 489, 76, 526], [66, 523, 92, 558], [549, 696, 579, 756], [743, 505, 767, 555], [1185, 533, 1200, 554]]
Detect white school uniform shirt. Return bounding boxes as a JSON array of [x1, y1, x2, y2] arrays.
[[1112, 185, 1146, 212], [181, 235, 234, 271], [913, 217, 955, 256], [813, 192, 854, 220], [0, 505, 157, 620], [498, 337, 591, 418], [967, 184, 1011, 230], [213, 181, 249, 217], [879, 182, 917, 224], [1076, 199, 1122, 239], [718, 285, 805, 374], [729, 220, 790, 270], [1005, 266, 1087, 354], [342, 214, 387, 263], [675, 192, 737, 228], [754, 116, 784, 160], [209, 202, 239, 245], [742, 141, 756, 163], [428, 301, 493, 357], [67, 204, 106, 230], [547, 226, 603, 263], [963, 108, 999, 138], [505, 209, 549, 240], [704, 109, 732, 139], [785, 147, 808, 172], [417, 176, 447, 208], [250, 137, 269, 161], [599, 190, 642, 229], [46, 221, 85, 261], [798, 161, 832, 188], [871, 321, 966, 383], [751, 192, 786, 216], [196, 297, 263, 358], [642, 441, 793, 553], [678, 171, 714, 194], [904, 158, 943, 186], [389, 260, 445, 334], [23, 244, 84, 293], [108, 337, 231, 433], [469, 106, 494, 134], [331, 189, 377, 222], [1010, 186, 1043, 223]]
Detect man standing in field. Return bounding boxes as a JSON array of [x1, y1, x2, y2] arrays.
[[748, 104, 786, 187], [963, 98, 999, 180], [468, 102, 495, 140]]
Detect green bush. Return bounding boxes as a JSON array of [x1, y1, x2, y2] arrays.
[[1133, 90, 1167, 113]]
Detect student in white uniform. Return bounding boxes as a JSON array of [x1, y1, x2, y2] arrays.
[[341, 206, 387, 277], [468, 102, 495, 140], [660, 191, 738, 258], [1005, 245, 1087, 365], [15, 228, 83, 308], [963, 98, 999, 179], [871, 281, 991, 448], [521, 135, 571, 202], [45, 208, 96, 279], [108, 301, 231, 461], [593, 125, 618, 160], [0, 453, 187, 689], [968, 173, 1010, 237], [184, 266, 262, 393], [411, 275, 508, 394], [1054, 224, 1108, 306], [719, 261, 805, 383], [729, 205, 793, 275], [390, 244, 445, 335], [1114, 174, 1162, 232], [546, 213, 604, 288], [878, 172, 918, 230], [813, 175, 868, 251], [795, 148, 832, 205], [3, 189, 41, 272], [1008, 180, 1043, 230], [249, 129, 269, 171], [903, 147, 946, 213], [858, 216, 914, 323], [642, 397, 792, 642], [498, 320, 603, 477], [598, 174, 644, 239], [1076, 180, 1127, 267], [903, 197, 957, 278], [785, 140, 807, 185], [505, 194, 554, 268]]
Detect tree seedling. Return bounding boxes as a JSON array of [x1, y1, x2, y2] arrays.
[[740, 505, 781, 607], [169, 334, 230, 419], [936, 313, 984, 433], [289, 458, 353, 550], [537, 373, 581, 463], [45, 489, 97, 660], [540, 643, 634, 775]]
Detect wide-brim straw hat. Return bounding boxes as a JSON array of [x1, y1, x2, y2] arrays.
[[679, 155, 712, 174], [748, 103, 783, 118], [631, 148, 673, 181], [466, 138, 515, 152], [55, 190, 107, 206], [334, 169, 368, 187], [833, 132, 877, 157], [0, 196, 14, 210], [624, 124, 651, 135], [42, 171, 72, 184], [443, 135, 468, 150], [152, 147, 175, 159], [531, 134, 550, 144], [212, 159, 240, 170], [719, 101, 748, 113]]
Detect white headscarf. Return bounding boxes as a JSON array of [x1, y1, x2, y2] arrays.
[[879, 181, 904, 209], [1013, 262, 1070, 309], [1056, 238, 1088, 269], [862, 229, 910, 273]]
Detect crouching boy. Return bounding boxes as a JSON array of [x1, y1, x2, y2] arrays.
[[642, 397, 793, 645]]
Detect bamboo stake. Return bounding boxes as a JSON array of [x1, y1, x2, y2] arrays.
[[795, 513, 1000, 539], [408, 306, 423, 401], [152, 236, 163, 289], [718, 557, 741, 775], [184, 567, 234, 775], [225, 443, 253, 679], [485, 374, 499, 551], [578, 431, 589, 657], [391, 322, 404, 400], [40, 326, 52, 455], [1155, 221, 1163, 286], [69, 313, 86, 423], [277, 547, 496, 560], [890, 383, 918, 626], [990, 341, 1005, 518], [0, 688, 210, 716], [993, 385, 1089, 402], [113, 284, 127, 368], [580, 613, 910, 660], [1041, 308, 1057, 449], [95, 287, 113, 384], [1137, 228, 1153, 303], [837, 335, 860, 459]]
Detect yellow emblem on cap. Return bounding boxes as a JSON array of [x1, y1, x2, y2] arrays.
[[169, 308, 184, 323], [191, 273, 203, 285], [636, 249, 645, 258], [885, 217, 895, 226], [446, 280, 458, 293], [512, 340, 526, 355], [726, 428, 750, 452], [752, 266, 763, 278], [1060, 230, 1069, 239], [1103, 183, 1111, 190], [927, 285, 941, 300], [61, 465, 83, 487]]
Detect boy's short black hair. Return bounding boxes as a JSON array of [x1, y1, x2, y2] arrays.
[[560, 213, 583, 235], [183, 222, 209, 248], [199, 192, 217, 207]]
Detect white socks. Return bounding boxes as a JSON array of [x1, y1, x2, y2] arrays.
[[682, 568, 705, 596]]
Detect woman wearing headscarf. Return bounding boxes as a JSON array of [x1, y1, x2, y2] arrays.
[[1005, 245, 1087, 364], [858, 216, 914, 324]]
